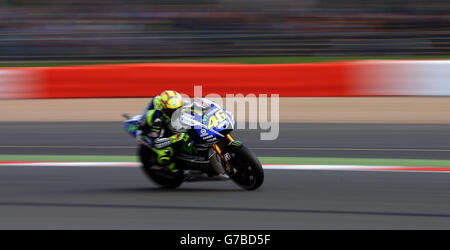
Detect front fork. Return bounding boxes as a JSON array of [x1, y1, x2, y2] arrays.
[[212, 134, 240, 174]]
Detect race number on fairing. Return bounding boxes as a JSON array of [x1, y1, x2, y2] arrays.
[[207, 109, 228, 129]]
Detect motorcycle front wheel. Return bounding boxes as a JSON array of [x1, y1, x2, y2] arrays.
[[229, 145, 264, 190]]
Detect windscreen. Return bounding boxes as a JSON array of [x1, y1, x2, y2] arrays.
[[169, 98, 214, 132]]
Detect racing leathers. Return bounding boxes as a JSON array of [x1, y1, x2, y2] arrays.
[[135, 97, 189, 171]]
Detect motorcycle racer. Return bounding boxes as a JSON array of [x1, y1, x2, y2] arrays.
[[122, 94, 265, 190], [133, 90, 190, 172]]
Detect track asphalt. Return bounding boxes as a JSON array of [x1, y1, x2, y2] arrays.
[[0, 122, 449, 229], [0, 122, 449, 159]]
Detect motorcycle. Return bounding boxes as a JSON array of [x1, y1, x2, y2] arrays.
[[122, 97, 264, 190]]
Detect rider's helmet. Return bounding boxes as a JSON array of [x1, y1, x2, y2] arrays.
[[158, 90, 184, 117]]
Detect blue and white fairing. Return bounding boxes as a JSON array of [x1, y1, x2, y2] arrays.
[[170, 98, 235, 144]]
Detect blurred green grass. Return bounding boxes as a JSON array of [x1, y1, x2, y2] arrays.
[[1, 155, 450, 167], [1, 55, 449, 67]]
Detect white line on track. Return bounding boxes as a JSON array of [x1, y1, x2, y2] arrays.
[[262, 165, 450, 173], [0, 145, 449, 152], [0, 161, 449, 173]]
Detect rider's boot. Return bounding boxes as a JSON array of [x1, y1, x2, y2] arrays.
[[151, 146, 179, 172]]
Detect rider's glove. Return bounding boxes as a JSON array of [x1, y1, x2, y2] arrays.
[[169, 133, 189, 144]]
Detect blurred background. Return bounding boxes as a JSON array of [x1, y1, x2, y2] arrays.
[[0, 0, 450, 230], [0, 0, 449, 60]]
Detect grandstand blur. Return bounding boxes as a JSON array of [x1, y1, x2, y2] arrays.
[[0, 0, 449, 59]]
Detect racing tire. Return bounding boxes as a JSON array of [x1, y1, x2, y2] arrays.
[[229, 145, 264, 190], [138, 144, 184, 189]]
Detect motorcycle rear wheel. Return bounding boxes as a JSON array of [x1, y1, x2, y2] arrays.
[[138, 144, 184, 189]]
